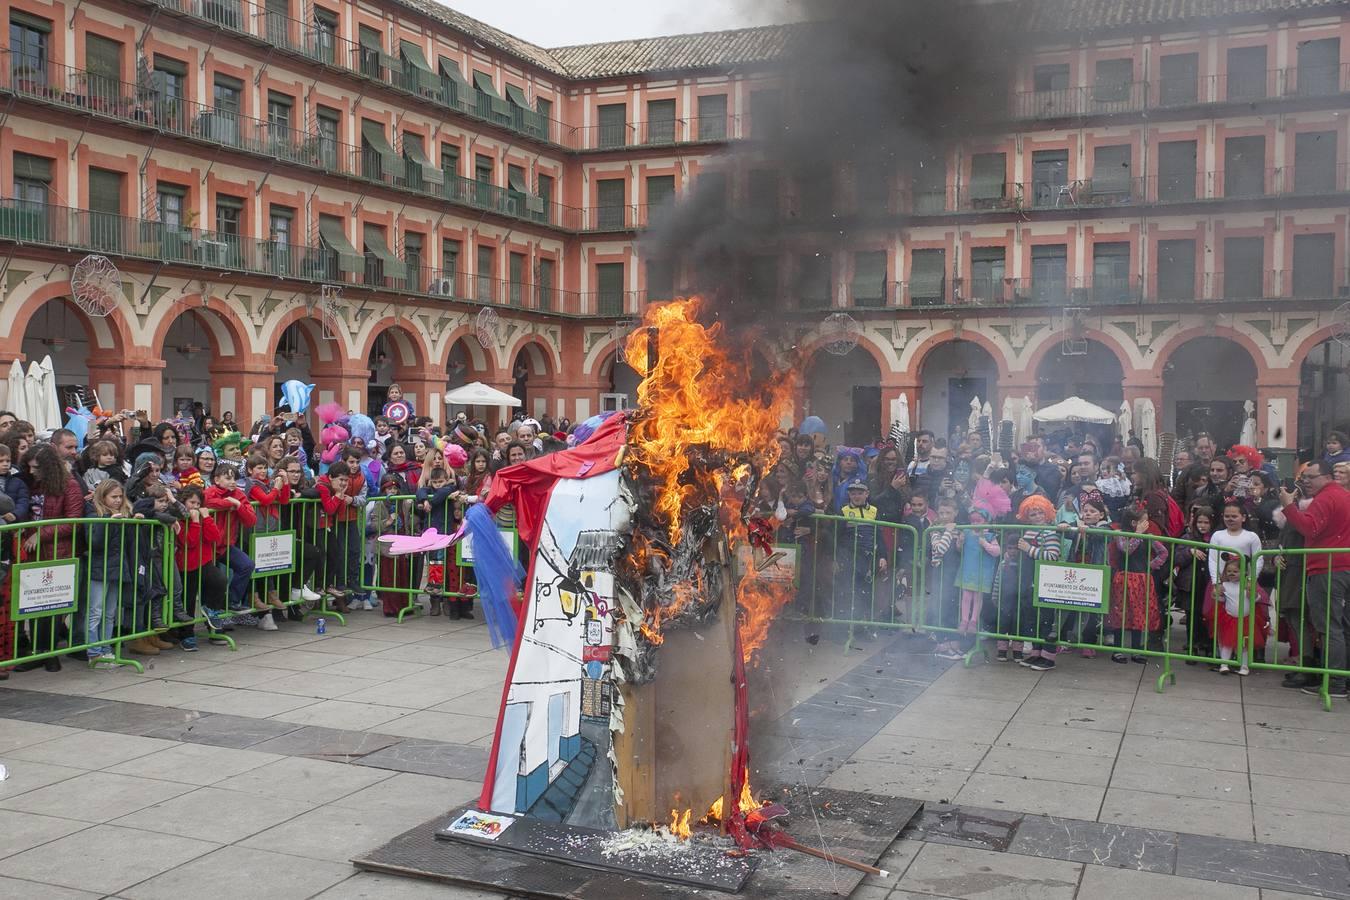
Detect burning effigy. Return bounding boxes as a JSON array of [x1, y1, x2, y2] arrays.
[[401, 298, 910, 894], [454, 299, 795, 842]]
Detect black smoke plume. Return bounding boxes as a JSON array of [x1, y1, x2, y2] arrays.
[[640, 0, 1038, 330]]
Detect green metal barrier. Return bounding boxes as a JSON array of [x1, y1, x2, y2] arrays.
[[362, 494, 430, 623], [789, 517, 1288, 695], [0, 516, 173, 673], [795, 514, 920, 649], [1250, 547, 1350, 711]]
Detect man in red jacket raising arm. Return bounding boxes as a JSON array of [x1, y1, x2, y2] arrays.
[[1280, 460, 1350, 699]]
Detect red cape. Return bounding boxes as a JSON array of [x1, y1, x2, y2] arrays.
[[481, 412, 628, 548]]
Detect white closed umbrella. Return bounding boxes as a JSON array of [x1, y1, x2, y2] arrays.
[[967, 396, 981, 432], [37, 355, 61, 432], [1019, 395, 1034, 445], [1000, 396, 1015, 425], [1033, 396, 1117, 425], [5, 360, 26, 421], [895, 392, 910, 434], [24, 362, 46, 430], [1118, 400, 1132, 441], [1240, 399, 1257, 446], [1138, 398, 1158, 457]]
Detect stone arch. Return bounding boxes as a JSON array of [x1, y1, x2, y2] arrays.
[[1019, 326, 1137, 382], [267, 306, 344, 366], [1294, 334, 1350, 453], [916, 338, 1004, 443], [149, 294, 252, 360], [358, 318, 434, 375], [1145, 324, 1272, 379], [794, 329, 894, 376], [153, 297, 258, 420], [1161, 336, 1259, 446], [904, 328, 1012, 381], [805, 345, 883, 446], [1033, 338, 1126, 412], [5, 280, 132, 358], [503, 331, 563, 378], [438, 325, 494, 376]]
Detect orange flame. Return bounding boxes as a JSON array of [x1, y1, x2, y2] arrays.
[[702, 781, 763, 825], [737, 574, 795, 666], [623, 298, 790, 546], [668, 807, 692, 839]]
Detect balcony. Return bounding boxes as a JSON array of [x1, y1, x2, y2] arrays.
[[0, 57, 584, 232], [566, 114, 743, 151], [1012, 63, 1350, 121]]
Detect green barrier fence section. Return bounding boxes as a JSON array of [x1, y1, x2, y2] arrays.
[[1249, 547, 1350, 711], [791, 517, 1287, 695], [363, 494, 433, 623], [0, 516, 174, 673]]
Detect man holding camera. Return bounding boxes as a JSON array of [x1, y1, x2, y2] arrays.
[[1280, 461, 1350, 697]]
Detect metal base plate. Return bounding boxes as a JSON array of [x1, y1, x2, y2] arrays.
[[352, 786, 923, 899]]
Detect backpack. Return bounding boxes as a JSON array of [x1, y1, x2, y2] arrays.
[[1163, 493, 1185, 538]]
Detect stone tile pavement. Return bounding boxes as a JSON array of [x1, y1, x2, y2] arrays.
[[0, 612, 1347, 898]]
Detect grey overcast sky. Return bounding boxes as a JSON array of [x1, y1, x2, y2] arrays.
[[441, 0, 798, 47]]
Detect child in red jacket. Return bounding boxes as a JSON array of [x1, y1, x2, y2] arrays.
[[174, 486, 231, 621], [317, 460, 368, 609], [246, 453, 291, 609], [203, 466, 261, 615]]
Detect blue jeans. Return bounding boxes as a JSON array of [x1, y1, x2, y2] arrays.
[[86, 579, 120, 656], [222, 546, 255, 607]]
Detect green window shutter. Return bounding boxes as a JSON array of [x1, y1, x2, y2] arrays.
[[360, 120, 405, 178], [318, 216, 362, 273], [597, 262, 624, 315], [88, 168, 123, 214], [507, 166, 528, 195], [85, 34, 123, 81], [10, 10, 51, 32], [153, 54, 187, 76], [851, 251, 887, 305], [646, 175, 675, 208], [357, 26, 380, 49], [399, 40, 439, 91], [13, 153, 53, 181], [473, 71, 510, 117], [402, 135, 443, 185], [363, 225, 406, 279], [504, 84, 529, 108], [597, 103, 627, 147]]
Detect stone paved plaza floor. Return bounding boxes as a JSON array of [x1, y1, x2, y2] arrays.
[[1, 611, 1350, 899]]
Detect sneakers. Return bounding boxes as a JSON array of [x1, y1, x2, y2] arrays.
[[1017, 654, 1039, 668], [995, 648, 1009, 662], [934, 647, 964, 661], [1283, 672, 1320, 689], [180, 637, 198, 652], [1237, 666, 1250, 676], [1011, 650, 1025, 663], [291, 585, 322, 603], [361, 598, 377, 611], [346, 599, 364, 612], [1028, 656, 1056, 671], [173, 611, 195, 624], [258, 612, 278, 631], [1302, 682, 1350, 698], [1218, 664, 1231, 675], [1080, 648, 1096, 659]]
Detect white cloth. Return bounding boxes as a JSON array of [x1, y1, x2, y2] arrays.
[[1208, 528, 1264, 585]]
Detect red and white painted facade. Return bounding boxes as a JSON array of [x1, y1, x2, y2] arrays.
[[0, 0, 1347, 450]]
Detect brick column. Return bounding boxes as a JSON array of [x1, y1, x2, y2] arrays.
[[310, 363, 373, 418], [391, 374, 446, 427], [1122, 380, 1164, 456], [87, 354, 165, 418], [1256, 377, 1301, 448], [209, 355, 278, 427]]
